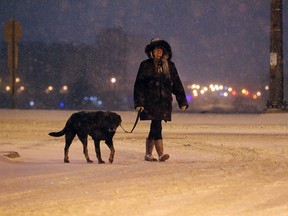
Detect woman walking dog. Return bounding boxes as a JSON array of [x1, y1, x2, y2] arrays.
[[134, 38, 188, 162]]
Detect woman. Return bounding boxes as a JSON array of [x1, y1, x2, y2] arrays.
[[134, 38, 188, 162]]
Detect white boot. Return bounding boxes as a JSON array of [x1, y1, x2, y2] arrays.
[[154, 139, 169, 162], [145, 138, 158, 162]]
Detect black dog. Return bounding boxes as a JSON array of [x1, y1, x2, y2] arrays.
[[49, 111, 122, 164]]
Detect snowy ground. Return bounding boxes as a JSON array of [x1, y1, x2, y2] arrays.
[[1, 109, 288, 216]]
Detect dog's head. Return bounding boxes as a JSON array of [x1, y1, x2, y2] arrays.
[[104, 111, 122, 132]]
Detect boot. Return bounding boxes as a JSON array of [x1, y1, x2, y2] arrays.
[[145, 138, 158, 162], [154, 139, 170, 162]]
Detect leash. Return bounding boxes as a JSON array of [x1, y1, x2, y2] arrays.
[[120, 110, 141, 133]]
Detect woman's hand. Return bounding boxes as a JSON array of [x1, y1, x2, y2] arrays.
[[136, 107, 144, 112], [180, 105, 188, 111]]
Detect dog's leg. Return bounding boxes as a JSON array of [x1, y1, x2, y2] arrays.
[[78, 135, 93, 163], [105, 138, 115, 164], [93, 138, 105, 164], [64, 133, 75, 163]]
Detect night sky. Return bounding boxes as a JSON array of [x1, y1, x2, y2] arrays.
[[1, 0, 287, 95]]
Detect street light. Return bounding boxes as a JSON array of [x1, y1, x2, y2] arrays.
[[111, 77, 116, 83]]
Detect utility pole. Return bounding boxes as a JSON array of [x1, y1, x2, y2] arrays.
[[3, 19, 22, 109], [267, 0, 286, 111]]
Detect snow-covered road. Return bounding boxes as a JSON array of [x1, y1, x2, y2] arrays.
[[1, 110, 288, 216]]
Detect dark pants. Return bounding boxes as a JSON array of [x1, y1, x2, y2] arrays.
[[148, 120, 162, 140]]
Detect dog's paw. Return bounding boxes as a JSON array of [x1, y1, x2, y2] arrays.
[[109, 159, 113, 164], [87, 159, 94, 163], [64, 159, 70, 163], [98, 160, 105, 164]]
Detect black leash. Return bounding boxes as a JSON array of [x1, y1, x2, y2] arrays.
[[120, 110, 141, 133]]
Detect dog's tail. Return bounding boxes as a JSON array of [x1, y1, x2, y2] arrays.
[[49, 129, 66, 137]]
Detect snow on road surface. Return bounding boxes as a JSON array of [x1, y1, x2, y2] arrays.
[[0, 109, 288, 216]]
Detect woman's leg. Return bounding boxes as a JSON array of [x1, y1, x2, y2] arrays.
[[148, 120, 162, 140], [144, 120, 162, 161], [148, 120, 169, 162]]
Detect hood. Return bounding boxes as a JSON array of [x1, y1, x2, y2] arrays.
[[145, 38, 172, 60]]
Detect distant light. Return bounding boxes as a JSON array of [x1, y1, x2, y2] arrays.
[[232, 90, 237, 96], [191, 84, 197, 89], [29, 101, 35, 107], [241, 89, 247, 94], [45, 86, 54, 94], [62, 85, 68, 91], [186, 95, 192, 102], [111, 77, 116, 83], [220, 92, 228, 97], [15, 77, 20, 83], [59, 102, 65, 108], [203, 87, 208, 91], [253, 95, 257, 99], [228, 87, 233, 92], [19, 86, 25, 91], [98, 100, 103, 105], [200, 90, 205, 94], [209, 84, 216, 91], [256, 91, 261, 96], [90, 96, 97, 101], [265, 85, 269, 90], [5, 86, 10, 91]]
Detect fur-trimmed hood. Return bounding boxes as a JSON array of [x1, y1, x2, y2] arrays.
[[145, 38, 172, 60]]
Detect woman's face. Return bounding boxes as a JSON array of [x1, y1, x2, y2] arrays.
[[153, 47, 163, 59]]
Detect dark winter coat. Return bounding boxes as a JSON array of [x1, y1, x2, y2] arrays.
[[134, 40, 188, 121]]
